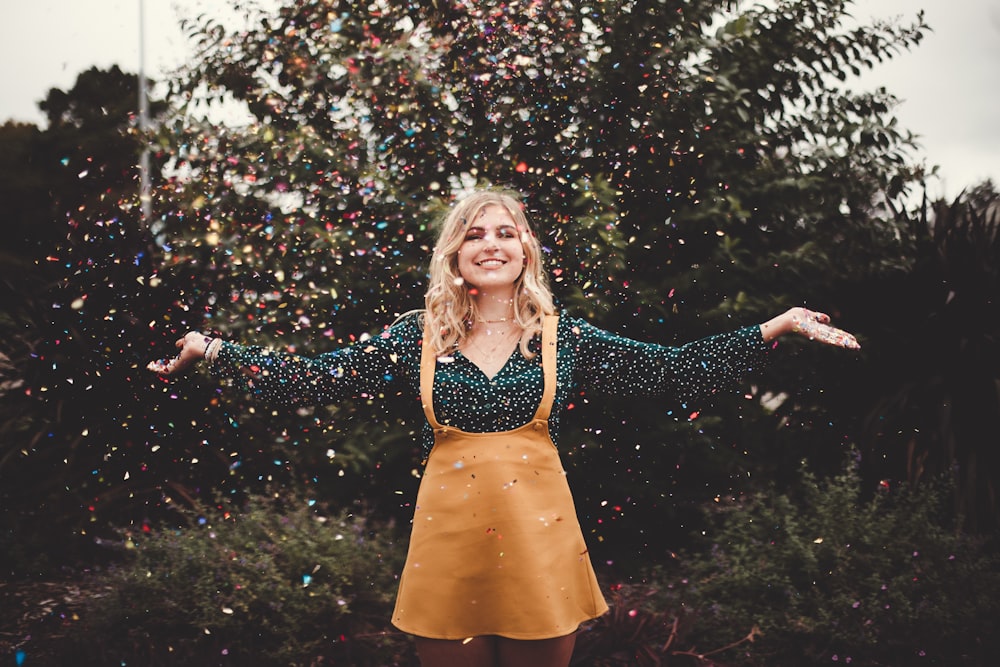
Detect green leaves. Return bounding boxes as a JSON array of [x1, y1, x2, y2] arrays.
[[660, 455, 1000, 665], [75, 496, 412, 665], [0, 0, 952, 580], [135, 0, 940, 560]]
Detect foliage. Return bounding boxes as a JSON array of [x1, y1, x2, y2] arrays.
[[0, 0, 952, 584], [162, 0, 928, 329], [6, 461, 1000, 665], [127, 0, 928, 561], [65, 495, 414, 666], [850, 182, 1000, 530], [0, 66, 182, 574], [3, 4, 997, 665], [656, 453, 1000, 666], [572, 584, 762, 667]]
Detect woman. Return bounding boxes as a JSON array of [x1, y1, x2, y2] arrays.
[[149, 189, 859, 667]]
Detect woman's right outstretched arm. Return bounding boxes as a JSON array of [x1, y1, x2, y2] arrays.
[[146, 318, 420, 407]]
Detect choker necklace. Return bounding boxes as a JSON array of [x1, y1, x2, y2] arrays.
[[478, 317, 509, 323]]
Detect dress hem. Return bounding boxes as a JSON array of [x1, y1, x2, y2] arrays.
[[390, 605, 609, 641]]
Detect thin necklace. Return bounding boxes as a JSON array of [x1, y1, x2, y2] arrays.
[[472, 301, 514, 326], [466, 323, 521, 361]]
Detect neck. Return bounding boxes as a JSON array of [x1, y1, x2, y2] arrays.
[[473, 291, 515, 323]]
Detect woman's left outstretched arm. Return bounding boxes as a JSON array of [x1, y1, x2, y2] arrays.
[[568, 306, 858, 405]]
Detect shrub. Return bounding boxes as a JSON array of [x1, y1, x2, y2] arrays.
[[66, 495, 416, 666], [654, 453, 1000, 666]]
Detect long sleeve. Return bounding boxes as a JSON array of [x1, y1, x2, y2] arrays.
[[200, 312, 768, 452], [565, 318, 769, 406], [207, 315, 422, 408]]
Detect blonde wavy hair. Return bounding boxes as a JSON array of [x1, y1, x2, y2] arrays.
[[422, 189, 555, 358]]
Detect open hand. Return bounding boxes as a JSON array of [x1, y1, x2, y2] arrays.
[[147, 332, 213, 376], [789, 308, 860, 350]]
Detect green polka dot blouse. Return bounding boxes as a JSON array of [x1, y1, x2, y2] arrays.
[[209, 313, 770, 454]]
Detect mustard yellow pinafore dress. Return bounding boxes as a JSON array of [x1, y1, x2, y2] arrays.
[[391, 315, 609, 640]]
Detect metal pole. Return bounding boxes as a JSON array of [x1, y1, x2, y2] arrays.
[[139, 0, 152, 225]]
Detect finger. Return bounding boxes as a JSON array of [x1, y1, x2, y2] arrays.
[[801, 308, 828, 323], [794, 309, 832, 334], [147, 359, 170, 374], [792, 310, 816, 335], [175, 337, 186, 349], [816, 324, 860, 349]]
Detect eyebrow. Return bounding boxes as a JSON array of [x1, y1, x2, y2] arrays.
[[466, 224, 518, 233]]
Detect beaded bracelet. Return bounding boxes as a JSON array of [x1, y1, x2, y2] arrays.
[[204, 337, 223, 363]]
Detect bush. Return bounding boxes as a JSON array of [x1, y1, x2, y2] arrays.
[[14, 456, 999, 666], [65, 495, 416, 666], [654, 453, 1000, 666]]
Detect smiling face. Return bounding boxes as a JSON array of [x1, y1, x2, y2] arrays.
[[424, 190, 555, 351], [456, 205, 526, 296]]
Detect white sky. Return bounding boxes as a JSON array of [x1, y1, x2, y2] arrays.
[[2, 0, 998, 201]]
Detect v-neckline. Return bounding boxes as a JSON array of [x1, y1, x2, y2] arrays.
[[455, 346, 520, 381]]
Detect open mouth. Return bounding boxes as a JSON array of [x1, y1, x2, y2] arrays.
[[477, 259, 507, 267]]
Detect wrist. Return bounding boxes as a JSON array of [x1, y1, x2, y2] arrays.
[[186, 331, 222, 361], [760, 310, 794, 342], [204, 336, 223, 363]]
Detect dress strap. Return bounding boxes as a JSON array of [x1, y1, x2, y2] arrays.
[[419, 323, 444, 430], [418, 314, 560, 430], [533, 314, 559, 422]]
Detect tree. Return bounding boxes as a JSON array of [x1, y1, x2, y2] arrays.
[[853, 181, 1000, 530], [2, 0, 933, 572], [0, 66, 175, 573], [141, 0, 928, 563]]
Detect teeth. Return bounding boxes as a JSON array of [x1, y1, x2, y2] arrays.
[[478, 259, 505, 266]]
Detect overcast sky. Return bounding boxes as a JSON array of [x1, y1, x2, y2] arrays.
[[3, 0, 998, 200]]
